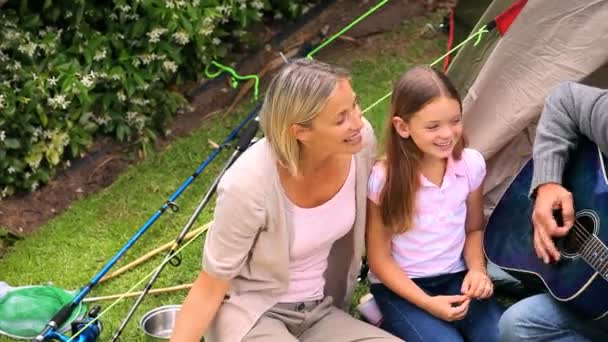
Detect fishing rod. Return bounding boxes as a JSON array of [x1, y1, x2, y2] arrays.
[[34, 107, 259, 342], [109, 115, 260, 342]]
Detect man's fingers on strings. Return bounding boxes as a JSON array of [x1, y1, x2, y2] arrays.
[[558, 193, 575, 231], [533, 227, 549, 263], [538, 225, 560, 262]]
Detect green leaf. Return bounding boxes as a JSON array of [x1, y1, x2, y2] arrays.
[[46, 148, 60, 166], [3, 139, 21, 150], [180, 16, 193, 34], [131, 20, 146, 37], [25, 144, 44, 168], [116, 124, 130, 142], [38, 110, 49, 127]]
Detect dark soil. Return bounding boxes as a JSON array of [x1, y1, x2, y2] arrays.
[[0, 0, 447, 236]]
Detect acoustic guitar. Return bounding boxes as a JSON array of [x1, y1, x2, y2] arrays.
[[484, 136, 608, 319]]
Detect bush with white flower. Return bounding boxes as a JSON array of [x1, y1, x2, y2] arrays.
[[0, 0, 319, 197]]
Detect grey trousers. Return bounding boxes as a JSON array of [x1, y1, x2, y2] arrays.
[[242, 296, 402, 341]]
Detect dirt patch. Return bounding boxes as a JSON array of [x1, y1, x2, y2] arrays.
[[0, 0, 448, 236]]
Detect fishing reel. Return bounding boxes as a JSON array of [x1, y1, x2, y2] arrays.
[[43, 306, 102, 342]]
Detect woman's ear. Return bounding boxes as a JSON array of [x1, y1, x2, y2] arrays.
[[391, 116, 410, 139], [290, 123, 311, 143]]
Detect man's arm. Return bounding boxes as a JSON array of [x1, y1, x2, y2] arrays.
[[531, 81, 608, 191], [530, 81, 608, 263]]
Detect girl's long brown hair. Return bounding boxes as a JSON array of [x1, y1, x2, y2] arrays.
[[380, 66, 465, 234]]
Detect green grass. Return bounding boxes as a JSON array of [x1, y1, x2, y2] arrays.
[[0, 14, 446, 341]]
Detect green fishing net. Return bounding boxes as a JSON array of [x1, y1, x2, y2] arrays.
[[0, 282, 87, 340]]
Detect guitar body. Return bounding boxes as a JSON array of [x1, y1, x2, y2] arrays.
[[484, 136, 608, 319]]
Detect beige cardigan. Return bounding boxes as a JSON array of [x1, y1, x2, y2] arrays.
[[202, 119, 376, 342]]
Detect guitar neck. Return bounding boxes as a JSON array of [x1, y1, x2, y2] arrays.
[[580, 235, 608, 281]]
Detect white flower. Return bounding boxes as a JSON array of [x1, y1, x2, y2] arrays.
[[1, 187, 8, 198], [111, 74, 121, 81], [126, 111, 139, 122], [31, 181, 39, 191], [216, 4, 232, 16], [131, 98, 146, 106], [193, 0, 200, 6], [212, 37, 221, 45], [94, 49, 107, 61], [0, 95, 5, 110], [24, 172, 31, 179], [48, 94, 71, 110], [0, 130, 5, 141], [163, 60, 178, 73], [139, 54, 154, 65], [175, 0, 186, 8], [33, 127, 42, 137], [172, 31, 190, 45], [81, 75, 94, 88], [165, 0, 175, 9], [7, 166, 15, 174], [18, 42, 37, 58], [48, 76, 58, 86], [252, 0, 264, 10], [147, 27, 168, 43], [199, 25, 214, 36], [118, 5, 131, 12], [117, 91, 127, 102], [153, 53, 167, 61]]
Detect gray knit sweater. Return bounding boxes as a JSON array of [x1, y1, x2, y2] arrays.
[[531, 81, 608, 192]]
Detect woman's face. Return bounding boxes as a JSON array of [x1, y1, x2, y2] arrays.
[[295, 79, 365, 156]]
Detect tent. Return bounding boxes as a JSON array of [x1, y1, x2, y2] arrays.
[[446, 0, 608, 218]]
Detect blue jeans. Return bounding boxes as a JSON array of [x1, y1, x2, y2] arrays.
[[370, 271, 502, 342], [499, 293, 608, 342]]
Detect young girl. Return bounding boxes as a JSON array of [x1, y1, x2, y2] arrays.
[[365, 66, 502, 342]]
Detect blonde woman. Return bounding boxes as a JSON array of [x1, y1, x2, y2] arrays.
[[171, 59, 400, 342]]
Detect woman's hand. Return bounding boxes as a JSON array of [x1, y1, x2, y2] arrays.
[[461, 269, 493, 299], [424, 295, 470, 322]]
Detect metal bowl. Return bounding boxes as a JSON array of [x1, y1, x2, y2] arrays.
[[139, 305, 181, 341]]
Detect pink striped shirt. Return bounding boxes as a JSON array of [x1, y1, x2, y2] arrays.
[[368, 148, 486, 280]]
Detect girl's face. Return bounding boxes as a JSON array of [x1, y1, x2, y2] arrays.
[[393, 96, 462, 160], [294, 79, 364, 156]]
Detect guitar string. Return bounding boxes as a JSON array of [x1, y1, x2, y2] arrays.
[[568, 221, 608, 272]]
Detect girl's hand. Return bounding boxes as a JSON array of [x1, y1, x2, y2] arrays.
[[461, 269, 493, 299], [424, 295, 470, 322]]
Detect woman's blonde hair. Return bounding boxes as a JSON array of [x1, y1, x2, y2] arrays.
[[259, 58, 350, 175]]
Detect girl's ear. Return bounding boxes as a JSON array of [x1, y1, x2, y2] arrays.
[[391, 116, 410, 139]]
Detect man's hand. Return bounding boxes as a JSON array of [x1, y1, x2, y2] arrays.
[[531, 183, 575, 263]]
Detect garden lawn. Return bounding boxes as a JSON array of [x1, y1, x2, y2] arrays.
[[0, 14, 446, 341]]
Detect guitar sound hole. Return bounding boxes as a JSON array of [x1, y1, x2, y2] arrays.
[[557, 212, 597, 258]]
